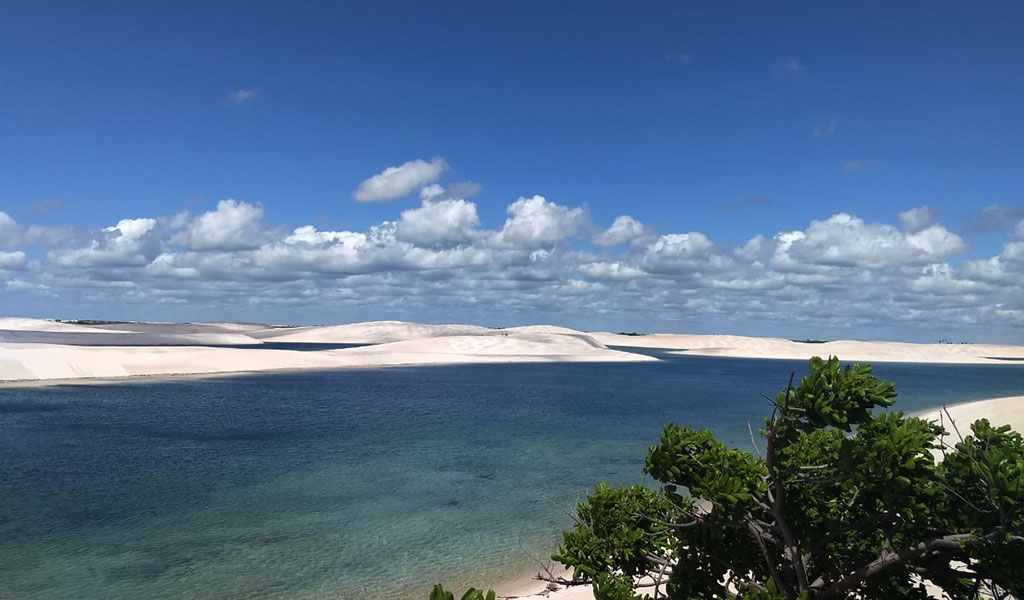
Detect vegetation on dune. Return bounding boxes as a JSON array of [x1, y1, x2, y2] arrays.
[[435, 356, 1023, 600]]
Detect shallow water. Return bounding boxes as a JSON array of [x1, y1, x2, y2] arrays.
[[1, 354, 1022, 599]]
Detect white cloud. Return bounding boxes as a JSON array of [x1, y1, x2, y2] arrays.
[[353, 157, 449, 202], [594, 215, 648, 246], [963, 204, 1024, 233], [5, 278, 53, 295], [396, 198, 480, 245], [48, 217, 159, 268], [284, 225, 364, 246], [560, 279, 606, 295], [578, 261, 645, 280], [781, 213, 964, 268], [0, 250, 27, 270], [3, 186, 1022, 342], [497, 195, 587, 249], [906, 225, 967, 256], [229, 89, 259, 105], [419, 181, 483, 202], [0, 211, 20, 248], [106, 218, 157, 239], [170, 199, 269, 251], [641, 232, 714, 273], [898, 206, 937, 233]]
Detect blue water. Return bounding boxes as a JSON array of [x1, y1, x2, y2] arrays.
[[1, 354, 1022, 599]]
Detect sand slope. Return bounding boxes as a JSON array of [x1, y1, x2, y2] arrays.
[[251, 320, 494, 343], [591, 332, 1024, 365], [0, 318, 263, 346], [0, 321, 652, 383], [917, 396, 1024, 437], [4, 319, 1024, 383]]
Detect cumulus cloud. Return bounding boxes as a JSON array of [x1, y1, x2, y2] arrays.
[[780, 213, 965, 268], [962, 204, 1024, 234], [497, 195, 587, 249], [48, 218, 159, 268], [999, 222, 1024, 262], [170, 199, 269, 251], [0, 250, 27, 270], [1, 211, 80, 250], [578, 261, 645, 280], [353, 157, 449, 202], [594, 215, 648, 246], [284, 225, 364, 246], [0, 211, 20, 248], [5, 278, 53, 296], [4, 176, 1023, 342], [419, 181, 483, 202], [397, 198, 480, 245], [898, 207, 937, 233]]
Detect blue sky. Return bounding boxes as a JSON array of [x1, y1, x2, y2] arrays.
[[1, 2, 1023, 342]]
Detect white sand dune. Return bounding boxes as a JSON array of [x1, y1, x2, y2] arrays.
[[4, 320, 1023, 383], [0, 321, 651, 383], [0, 318, 262, 346], [81, 321, 270, 335], [332, 332, 617, 359], [917, 396, 1024, 438], [501, 325, 585, 335], [251, 320, 494, 343], [0, 317, 136, 333], [0, 330, 262, 346], [590, 332, 1024, 365]]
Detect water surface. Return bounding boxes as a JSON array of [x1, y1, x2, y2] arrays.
[[2, 354, 1022, 599]]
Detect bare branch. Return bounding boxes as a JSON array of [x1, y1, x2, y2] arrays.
[[815, 530, 1008, 600]]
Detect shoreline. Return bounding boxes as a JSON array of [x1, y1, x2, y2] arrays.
[[495, 393, 1024, 600], [0, 354, 652, 388]]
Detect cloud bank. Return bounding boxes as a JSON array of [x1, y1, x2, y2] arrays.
[[2, 163, 1022, 342]]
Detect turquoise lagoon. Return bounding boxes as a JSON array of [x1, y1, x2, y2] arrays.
[[2, 353, 1023, 599]]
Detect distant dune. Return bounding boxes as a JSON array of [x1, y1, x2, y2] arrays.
[[590, 332, 1024, 365], [251, 320, 493, 344], [0, 319, 652, 383], [3, 318, 1024, 383]]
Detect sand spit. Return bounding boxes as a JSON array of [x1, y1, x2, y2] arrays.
[[916, 396, 1024, 437], [591, 332, 1024, 365]]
